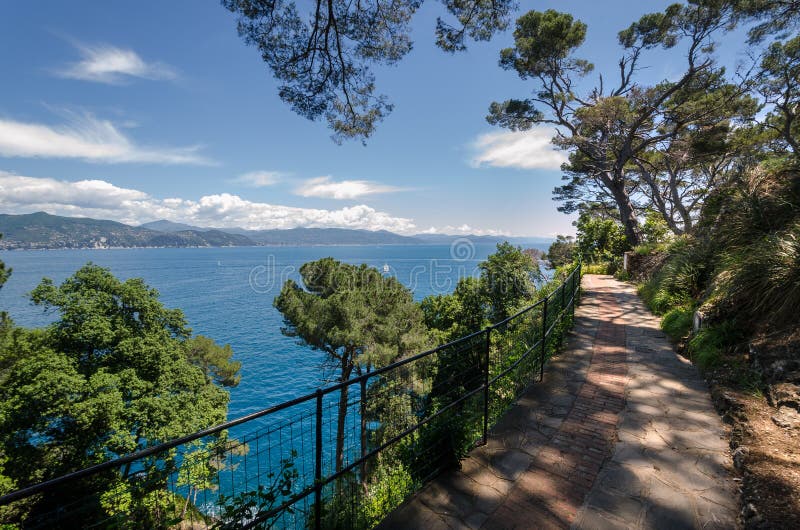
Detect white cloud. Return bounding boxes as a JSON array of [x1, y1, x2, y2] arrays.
[[441, 224, 508, 237], [0, 113, 212, 165], [232, 171, 284, 187], [470, 128, 567, 170], [0, 172, 416, 232], [56, 43, 177, 84], [296, 176, 405, 199]]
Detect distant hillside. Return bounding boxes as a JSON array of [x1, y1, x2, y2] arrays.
[[413, 233, 554, 247], [140, 220, 207, 232], [0, 212, 255, 249], [0, 213, 551, 249], [0, 213, 420, 249], [244, 227, 421, 245], [140, 219, 425, 245]]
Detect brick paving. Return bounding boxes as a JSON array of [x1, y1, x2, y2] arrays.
[[378, 275, 738, 530]]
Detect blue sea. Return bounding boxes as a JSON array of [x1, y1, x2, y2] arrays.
[[0, 243, 549, 420], [0, 243, 553, 518]]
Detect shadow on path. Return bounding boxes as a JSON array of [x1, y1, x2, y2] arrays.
[[378, 275, 738, 529]]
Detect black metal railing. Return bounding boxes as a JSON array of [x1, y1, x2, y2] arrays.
[[0, 263, 582, 529]]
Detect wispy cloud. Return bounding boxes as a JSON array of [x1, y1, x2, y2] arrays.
[[232, 171, 284, 187], [0, 112, 212, 165], [56, 43, 177, 84], [0, 172, 416, 232], [296, 176, 405, 199], [470, 128, 567, 170]]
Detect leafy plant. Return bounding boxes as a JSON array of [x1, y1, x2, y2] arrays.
[[687, 321, 745, 369], [214, 452, 298, 530], [661, 306, 694, 340]]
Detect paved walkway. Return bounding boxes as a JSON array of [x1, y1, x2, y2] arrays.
[[378, 275, 737, 529]]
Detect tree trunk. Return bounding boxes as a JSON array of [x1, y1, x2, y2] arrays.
[[609, 173, 641, 247], [335, 354, 353, 475]]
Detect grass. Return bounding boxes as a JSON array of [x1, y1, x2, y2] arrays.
[[582, 262, 615, 275], [687, 321, 744, 369], [661, 306, 693, 340]]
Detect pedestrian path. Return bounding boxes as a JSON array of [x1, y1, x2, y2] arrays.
[[378, 275, 737, 529]]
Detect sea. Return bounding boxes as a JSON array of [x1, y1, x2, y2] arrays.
[[0, 243, 550, 421], [0, 243, 554, 517]]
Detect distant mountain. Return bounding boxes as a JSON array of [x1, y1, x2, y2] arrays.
[[0, 212, 255, 249], [243, 227, 421, 245], [140, 220, 208, 232], [140, 220, 425, 245], [0, 213, 421, 249], [413, 233, 554, 247], [0, 213, 552, 250], [175, 229, 255, 247]]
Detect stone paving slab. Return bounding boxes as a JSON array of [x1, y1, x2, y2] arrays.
[[377, 275, 737, 530]]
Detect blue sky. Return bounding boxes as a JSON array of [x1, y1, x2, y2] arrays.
[[0, 1, 753, 236]]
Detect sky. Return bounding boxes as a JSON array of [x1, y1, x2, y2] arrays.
[[0, 1, 755, 237]]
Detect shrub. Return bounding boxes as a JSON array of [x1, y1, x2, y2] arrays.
[[661, 306, 694, 340], [687, 321, 745, 369], [721, 223, 800, 328], [583, 262, 615, 275]]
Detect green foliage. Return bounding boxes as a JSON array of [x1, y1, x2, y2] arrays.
[[420, 277, 486, 344], [661, 306, 694, 340], [638, 237, 711, 314], [0, 264, 236, 526], [576, 214, 630, 264], [358, 464, 416, 527], [275, 258, 429, 371], [223, 0, 514, 141], [184, 335, 242, 387], [274, 258, 430, 476], [641, 210, 670, 245], [547, 235, 576, 268], [489, 4, 749, 247], [479, 242, 540, 322], [214, 452, 298, 530], [687, 321, 745, 370], [582, 262, 615, 275], [733, 0, 800, 43], [497, 10, 589, 79], [0, 234, 9, 290]]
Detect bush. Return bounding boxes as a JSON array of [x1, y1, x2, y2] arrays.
[[583, 262, 616, 275], [721, 223, 800, 328], [637, 237, 711, 315], [687, 321, 745, 369], [661, 306, 694, 340]]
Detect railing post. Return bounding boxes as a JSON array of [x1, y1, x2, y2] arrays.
[[561, 277, 566, 315], [315, 389, 323, 530], [359, 377, 367, 483], [573, 263, 580, 318], [540, 297, 548, 382], [482, 326, 491, 446]]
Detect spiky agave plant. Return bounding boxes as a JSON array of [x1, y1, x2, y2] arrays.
[[725, 223, 800, 328]]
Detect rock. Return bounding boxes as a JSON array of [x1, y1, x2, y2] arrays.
[[770, 383, 800, 410], [771, 407, 800, 430], [733, 446, 749, 470], [714, 389, 747, 424]]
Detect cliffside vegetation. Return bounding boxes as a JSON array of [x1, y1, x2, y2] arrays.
[[0, 261, 241, 527]]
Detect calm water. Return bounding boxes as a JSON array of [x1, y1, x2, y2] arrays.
[[0, 244, 552, 513], [0, 243, 549, 420]]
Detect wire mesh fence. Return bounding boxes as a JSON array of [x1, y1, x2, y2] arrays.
[[0, 264, 581, 529]]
